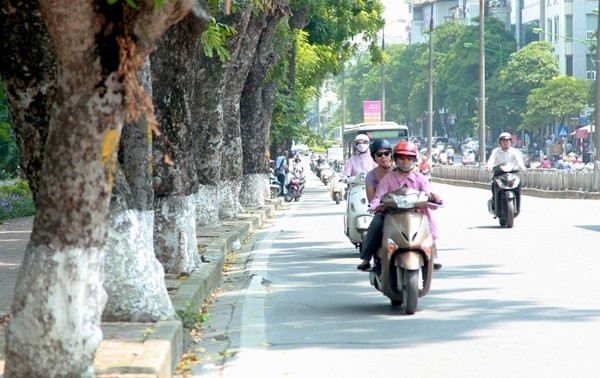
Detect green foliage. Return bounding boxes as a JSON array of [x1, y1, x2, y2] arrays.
[[200, 18, 238, 62], [0, 179, 36, 222], [0, 83, 19, 180], [521, 76, 591, 132], [176, 302, 210, 329]]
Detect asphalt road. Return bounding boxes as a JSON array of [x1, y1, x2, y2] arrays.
[[182, 169, 600, 378]]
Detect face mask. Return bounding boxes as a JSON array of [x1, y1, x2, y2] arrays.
[[355, 143, 369, 153]]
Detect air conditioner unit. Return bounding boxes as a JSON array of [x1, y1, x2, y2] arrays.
[[586, 31, 596, 41], [586, 70, 596, 80]]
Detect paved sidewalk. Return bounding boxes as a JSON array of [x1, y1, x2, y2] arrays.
[[0, 198, 283, 377]]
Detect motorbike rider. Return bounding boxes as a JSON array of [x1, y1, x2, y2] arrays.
[[418, 154, 432, 174], [485, 133, 526, 204], [340, 134, 378, 180], [365, 139, 394, 203], [357, 141, 443, 271]]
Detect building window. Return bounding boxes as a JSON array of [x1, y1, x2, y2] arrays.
[[565, 15, 573, 39], [566, 55, 573, 76], [554, 16, 559, 42]]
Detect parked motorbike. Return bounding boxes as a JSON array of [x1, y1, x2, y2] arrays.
[[285, 171, 306, 202], [369, 187, 441, 314], [269, 167, 282, 198], [343, 173, 373, 249], [488, 162, 521, 228], [330, 172, 345, 204]]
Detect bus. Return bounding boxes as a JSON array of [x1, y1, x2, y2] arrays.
[[342, 121, 409, 159]]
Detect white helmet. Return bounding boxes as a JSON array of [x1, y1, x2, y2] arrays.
[[498, 132, 512, 142], [354, 134, 370, 145]]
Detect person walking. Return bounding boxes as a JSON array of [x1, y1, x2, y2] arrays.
[[275, 149, 288, 195]]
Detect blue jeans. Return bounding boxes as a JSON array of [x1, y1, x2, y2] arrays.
[[277, 173, 286, 195]]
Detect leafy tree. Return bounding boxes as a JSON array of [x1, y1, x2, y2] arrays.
[[521, 76, 590, 133], [0, 83, 19, 179]]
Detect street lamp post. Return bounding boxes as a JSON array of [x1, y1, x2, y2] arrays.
[[427, 1, 434, 159], [381, 32, 386, 121], [478, 0, 486, 166]]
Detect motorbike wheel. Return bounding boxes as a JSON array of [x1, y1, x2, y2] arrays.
[[403, 270, 419, 315], [294, 195, 299, 202], [390, 299, 402, 307], [334, 192, 340, 204], [284, 190, 293, 202], [505, 200, 515, 228], [323, 178, 329, 186]]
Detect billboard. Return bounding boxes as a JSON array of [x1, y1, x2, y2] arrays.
[[363, 101, 381, 123]]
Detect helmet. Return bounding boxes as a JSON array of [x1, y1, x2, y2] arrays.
[[370, 139, 392, 158], [394, 141, 418, 158], [498, 132, 512, 142], [354, 134, 370, 145]]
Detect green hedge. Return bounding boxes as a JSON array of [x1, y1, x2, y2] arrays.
[[0, 179, 36, 222]]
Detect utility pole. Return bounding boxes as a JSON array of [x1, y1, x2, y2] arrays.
[[381, 31, 386, 122], [427, 1, 434, 159], [478, 0, 486, 165], [594, 0, 600, 188]]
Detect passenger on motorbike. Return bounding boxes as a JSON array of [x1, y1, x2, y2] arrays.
[[357, 141, 442, 271], [485, 132, 526, 200], [340, 134, 378, 181], [418, 155, 432, 174], [365, 139, 394, 203]]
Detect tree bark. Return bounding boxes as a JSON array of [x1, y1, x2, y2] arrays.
[[240, 1, 289, 206], [150, 5, 211, 274], [102, 58, 175, 321], [0, 1, 194, 375]]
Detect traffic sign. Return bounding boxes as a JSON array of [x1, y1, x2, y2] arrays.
[[557, 126, 569, 137]]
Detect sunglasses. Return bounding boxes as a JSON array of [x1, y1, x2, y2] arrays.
[[376, 151, 391, 157], [395, 155, 413, 161]]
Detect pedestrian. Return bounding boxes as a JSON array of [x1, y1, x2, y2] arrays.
[[275, 149, 288, 195]]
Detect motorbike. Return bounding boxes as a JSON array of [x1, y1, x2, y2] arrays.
[[284, 171, 306, 202], [488, 162, 521, 228], [368, 187, 441, 314], [329, 172, 345, 204], [343, 173, 373, 249], [269, 167, 282, 198], [320, 164, 332, 186]]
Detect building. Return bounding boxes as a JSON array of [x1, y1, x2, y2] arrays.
[[520, 0, 597, 80]]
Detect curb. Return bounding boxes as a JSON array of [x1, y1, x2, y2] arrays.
[[93, 198, 284, 377]]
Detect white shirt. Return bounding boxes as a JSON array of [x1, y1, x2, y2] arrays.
[[486, 147, 526, 171]]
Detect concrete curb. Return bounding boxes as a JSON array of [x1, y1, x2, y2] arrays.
[[93, 198, 283, 377]]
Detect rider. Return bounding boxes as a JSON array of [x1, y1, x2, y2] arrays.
[[341, 134, 378, 180], [485, 132, 526, 207], [357, 141, 442, 271], [418, 154, 432, 174], [365, 139, 394, 203]]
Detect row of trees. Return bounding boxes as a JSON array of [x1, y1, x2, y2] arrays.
[[337, 17, 593, 143], [0, 0, 385, 375]]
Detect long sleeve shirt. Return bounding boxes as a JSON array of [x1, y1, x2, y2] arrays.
[[342, 153, 378, 179], [486, 147, 526, 171], [370, 169, 438, 240]]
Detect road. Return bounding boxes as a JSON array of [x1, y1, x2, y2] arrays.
[[181, 168, 600, 378]]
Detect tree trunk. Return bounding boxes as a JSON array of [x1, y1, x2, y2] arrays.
[[150, 6, 210, 274], [0, 1, 194, 375], [240, 1, 289, 207], [219, 4, 257, 218], [102, 58, 175, 321]]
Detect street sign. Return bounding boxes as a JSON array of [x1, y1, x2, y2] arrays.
[[557, 125, 569, 138]]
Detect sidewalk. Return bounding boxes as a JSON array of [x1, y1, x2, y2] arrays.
[[0, 198, 283, 377]]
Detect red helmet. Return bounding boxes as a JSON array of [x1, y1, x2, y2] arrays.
[[394, 141, 418, 157]]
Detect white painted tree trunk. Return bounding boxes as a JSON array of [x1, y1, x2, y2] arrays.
[[102, 210, 174, 321], [6, 245, 107, 377], [239, 173, 267, 207], [219, 179, 244, 219], [154, 194, 200, 274], [196, 184, 220, 227]]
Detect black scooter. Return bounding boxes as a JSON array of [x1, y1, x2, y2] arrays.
[[488, 162, 521, 228]]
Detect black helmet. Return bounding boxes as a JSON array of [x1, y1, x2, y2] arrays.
[[370, 139, 392, 158]]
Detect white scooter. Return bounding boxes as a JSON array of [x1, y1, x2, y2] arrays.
[[343, 172, 373, 249], [330, 171, 345, 204]]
